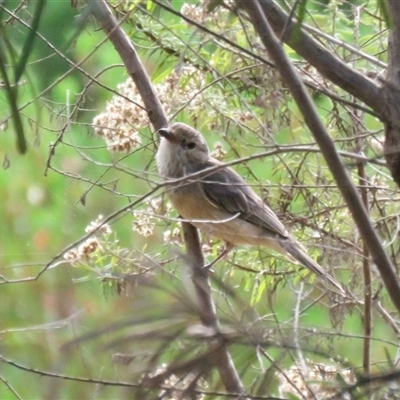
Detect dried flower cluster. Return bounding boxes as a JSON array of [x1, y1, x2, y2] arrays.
[[133, 213, 154, 237], [163, 227, 182, 246], [180, 2, 230, 26], [63, 238, 102, 262], [64, 215, 111, 262], [92, 67, 206, 153], [210, 142, 227, 160], [93, 79, 144, 152], [277, 361, 355, 399], [85, 214, 112, 235], [159, 68, 206, 120], [180, 3, 209, 24], [132, 197, 216, 256], [163, 227, 214, 257], [133, 198, 172, 237]]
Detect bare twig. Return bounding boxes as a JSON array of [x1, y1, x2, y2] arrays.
[[0, 373, 23, 400]]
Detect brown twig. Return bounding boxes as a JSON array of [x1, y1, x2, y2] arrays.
[[354, 114, 372, 377]]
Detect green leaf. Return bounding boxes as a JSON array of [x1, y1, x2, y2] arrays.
[[14, 0, 46, 84]]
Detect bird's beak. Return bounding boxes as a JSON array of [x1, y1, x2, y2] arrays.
[[158, 127, 173, 141]]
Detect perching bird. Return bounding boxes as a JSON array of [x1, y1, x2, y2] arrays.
[[156, 122, 343, 294]]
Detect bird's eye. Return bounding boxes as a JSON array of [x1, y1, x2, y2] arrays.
[[186, 142, 196, 150]]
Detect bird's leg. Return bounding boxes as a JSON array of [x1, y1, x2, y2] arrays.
[[204, 242, 235, 271]]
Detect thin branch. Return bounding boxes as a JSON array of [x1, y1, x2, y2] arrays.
[[0, 354, 136, 388], [356, 121, 372, 378], [347, 5, 373, 370], [0, 373, 22, 400]]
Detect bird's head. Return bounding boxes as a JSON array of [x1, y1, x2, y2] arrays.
[[157, 123, 210, 175]]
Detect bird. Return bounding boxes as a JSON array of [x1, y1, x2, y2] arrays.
[[156, 122, 343, 294]]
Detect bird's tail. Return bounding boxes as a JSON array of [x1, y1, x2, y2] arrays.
[[284, 241, 345, 296]]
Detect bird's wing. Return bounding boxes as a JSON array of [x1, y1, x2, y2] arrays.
[[200, 160, 289, 239]]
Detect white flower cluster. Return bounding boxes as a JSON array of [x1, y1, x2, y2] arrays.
[[210, 142, 227, 160], [163, 227, 182, 246], [92, 67, 206, 153], [63, 215, 111, 262], [93, 79, 144, 153], [85, 214, 112, 235], [133, 198, 172, 238], [63, 238, 102, 262], [181, 3, 208, 24], [180, 2, 230, 25]]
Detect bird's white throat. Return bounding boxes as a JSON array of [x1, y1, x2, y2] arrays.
[[156, 138, 185, 178]]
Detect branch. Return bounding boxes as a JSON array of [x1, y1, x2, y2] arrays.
[[88, 0, 245, 394], [88, 0, 167, 130], [181, 223, 246, 395], [380, 2, 400, 191], [238, 0, 400, 313], [386, 1, 400, 87], [253, 0, 384, 117]]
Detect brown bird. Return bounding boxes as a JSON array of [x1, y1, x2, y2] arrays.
[[156, 122, 343, 294]]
